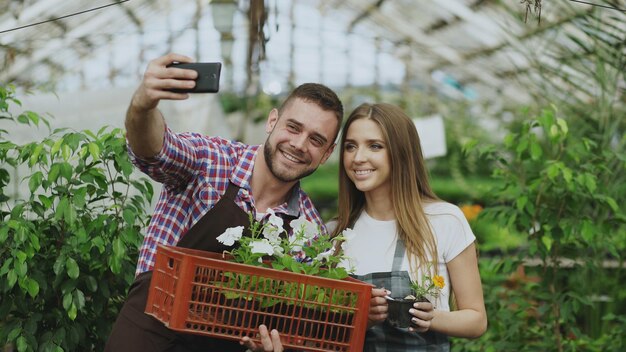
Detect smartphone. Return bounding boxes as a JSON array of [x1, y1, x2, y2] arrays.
[[167, 62, 222, 93]]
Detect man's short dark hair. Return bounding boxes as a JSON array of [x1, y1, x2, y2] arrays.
[[278, 83, 343, 141]]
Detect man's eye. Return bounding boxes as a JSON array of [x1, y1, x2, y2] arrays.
[[311, 138, 324, 147]]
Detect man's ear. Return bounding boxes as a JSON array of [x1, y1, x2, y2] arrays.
[[265, 108, 279, 133], [320, 143, 336, 164]]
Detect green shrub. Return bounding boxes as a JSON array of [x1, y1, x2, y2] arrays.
[[457, 107, 626, 351], [0, 85, 153, 351]]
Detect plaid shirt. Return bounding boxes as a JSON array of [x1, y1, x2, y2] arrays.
[[130, 126, 326, 275]]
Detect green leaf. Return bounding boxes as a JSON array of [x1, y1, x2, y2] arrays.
[[26, 111, 40, 126], [88, 142, 100, 160], [7, 326, 21, 341], [16, 261, 27, 276], [85, 275, 98, 292], [61, 144, 71, 161], [64, 203, 77, 224], [541, 236, 553, 251], [8, 269, 18, 288], [60, 162, 73, 180], [66, 257, 80, 279], [29, 232, 41, 251], [73, 187, 87, 208], [561, 167, 573, 184], [556, 118, 568, 135], [122, 208, 135, 225], [29, 143, 44, 166], [549, 124, 559, 138], [583, 173, 596, 193], [63, 292, 72, 310], [27, 277, 40, 298], [16, 336, 27, 352], [68, 303, 78, 320], [530, 142, 542, 160], [48, 163, 61, 183], [16, 250, 27, 263], [53, 256, 65, 276], [516, 138, 528, 156], [29, 171, 43, 192], [55, 197, 69, 221], [113, 237, 125, 257], [74, 289, 86, 310], [546, 163, 559, 180], [605, 197, 618, 212], [0, 226, 8, 243], [38, 194, 52, 209], [50, 138, 63, 157], [516, 196, 528, 212]]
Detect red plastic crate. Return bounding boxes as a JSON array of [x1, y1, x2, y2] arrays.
[[145, 245, 372, 351]]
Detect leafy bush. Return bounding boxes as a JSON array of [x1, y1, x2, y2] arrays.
[[0, 85, 153, 351], [457, 107, 626, 351]]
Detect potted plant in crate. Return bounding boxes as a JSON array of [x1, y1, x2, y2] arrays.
[[144, 209, 372, 351], [212, 210, 358, 331], [386, 269, 445, 329]]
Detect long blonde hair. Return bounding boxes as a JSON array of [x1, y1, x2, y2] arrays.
[[333, 103, 440, 276]]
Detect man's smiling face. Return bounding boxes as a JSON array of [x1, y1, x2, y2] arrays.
[[263, 98, 338, 183]]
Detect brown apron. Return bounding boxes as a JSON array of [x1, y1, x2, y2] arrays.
[[105, 182, 272, 352]]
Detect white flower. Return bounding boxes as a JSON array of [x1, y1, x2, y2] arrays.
[[216, 226, 244, 246], [290, 217, 318, 240], [338, 257, 357, 272], [288, 234, 306, 252], [262, 226, 281, 245], [341, 228, 356, 241], [250, 239, 275, 256], [315, 248, 334, 262], [266, 208, 284, 230], [340, 228, 356, 251], [272, 245, 285, 258]]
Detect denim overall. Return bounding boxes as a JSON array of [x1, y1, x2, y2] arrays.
[[353, 239, 450, 352]]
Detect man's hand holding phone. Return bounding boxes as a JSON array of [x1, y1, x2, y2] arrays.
[[166, 62, 221, 93], [130, 53, 221, 113]]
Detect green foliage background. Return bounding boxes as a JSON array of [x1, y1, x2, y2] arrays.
[[0, 85, 153, 351]]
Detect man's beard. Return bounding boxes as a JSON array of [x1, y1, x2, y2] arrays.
[[263, 139, 316, 183]]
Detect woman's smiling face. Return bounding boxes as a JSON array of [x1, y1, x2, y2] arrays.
[[342, 118, 391, 196]]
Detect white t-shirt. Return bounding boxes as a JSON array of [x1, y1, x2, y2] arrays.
[[333, 201, 476, 311]]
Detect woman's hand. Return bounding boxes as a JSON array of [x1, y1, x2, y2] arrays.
[[408, 301, 435, 333], [367, 288, 389, 328], [240, 325, 283, 352]]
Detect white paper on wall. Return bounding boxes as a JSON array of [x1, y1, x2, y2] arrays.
[[413, 114, 447, 159]]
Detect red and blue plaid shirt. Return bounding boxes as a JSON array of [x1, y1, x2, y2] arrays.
[[130, 126, 326, 275]]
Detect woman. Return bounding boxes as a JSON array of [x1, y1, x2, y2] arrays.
[[332, 103, 487, 351]]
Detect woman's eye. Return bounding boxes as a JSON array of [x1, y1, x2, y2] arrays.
[[371, 144, 383, 150], [344, 143, 355, 151]]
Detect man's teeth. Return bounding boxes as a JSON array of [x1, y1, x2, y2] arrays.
[[283, 152, 300, 163]]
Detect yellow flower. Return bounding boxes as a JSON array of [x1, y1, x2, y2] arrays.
[[461, 204, 483, 221], [433, 275, 445, 289]]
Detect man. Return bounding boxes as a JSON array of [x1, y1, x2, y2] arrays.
[[104, 53, 344, 351]]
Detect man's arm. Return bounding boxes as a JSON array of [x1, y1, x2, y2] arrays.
[[125, 53, 197, 158]]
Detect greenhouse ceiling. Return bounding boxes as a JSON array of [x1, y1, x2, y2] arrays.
[[0, 0, 624, 105]]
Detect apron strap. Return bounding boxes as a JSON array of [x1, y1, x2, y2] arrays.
[[392, 237, 406, 272]]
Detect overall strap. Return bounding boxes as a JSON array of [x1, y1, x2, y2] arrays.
[[392, 237, 406, 272]]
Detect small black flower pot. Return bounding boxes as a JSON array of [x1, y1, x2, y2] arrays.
[[386, 297, 429, 329]]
